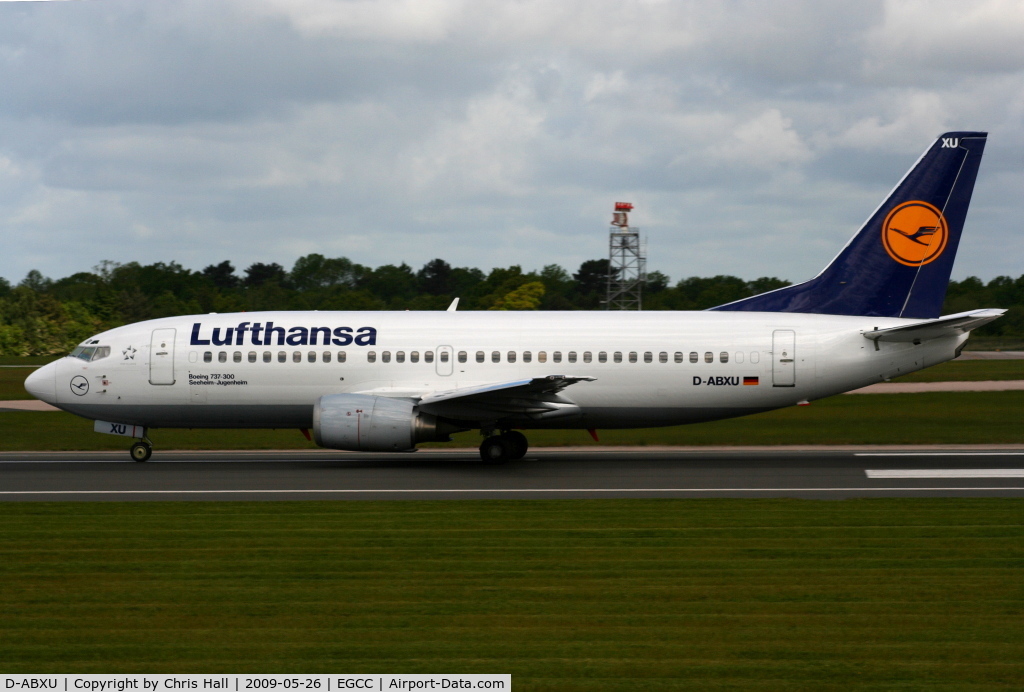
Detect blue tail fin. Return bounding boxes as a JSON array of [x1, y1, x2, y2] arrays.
[[712, 132, 987, 318]]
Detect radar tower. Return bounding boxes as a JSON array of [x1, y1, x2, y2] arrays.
[[606, 202, 646, 310]]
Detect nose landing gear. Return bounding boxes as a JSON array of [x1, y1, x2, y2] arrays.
[[479, 430, 529, 463], [130, 440, 153, 462]]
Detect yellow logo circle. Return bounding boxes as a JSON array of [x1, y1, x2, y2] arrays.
[[881, 201, 948, 266]]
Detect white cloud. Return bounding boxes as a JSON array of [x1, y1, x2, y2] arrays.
[[0, 0, 1021, 285]]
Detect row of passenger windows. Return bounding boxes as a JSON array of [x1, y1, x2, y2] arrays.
[[193, 349, 761, 365]]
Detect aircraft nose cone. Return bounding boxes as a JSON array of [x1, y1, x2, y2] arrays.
[[24, 362, 57, 404]]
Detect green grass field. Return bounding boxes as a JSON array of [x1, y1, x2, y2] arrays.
[[0, 499, 1020, 688], [1, 391, 1022, 452]]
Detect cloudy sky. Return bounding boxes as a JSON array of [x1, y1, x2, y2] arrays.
[[1, 0, 1022, 287]]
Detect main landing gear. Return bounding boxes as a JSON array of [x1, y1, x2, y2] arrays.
[[130, 440, 153, 462], [479, 430, 528, 464]]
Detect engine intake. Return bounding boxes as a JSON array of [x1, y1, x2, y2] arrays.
[[313, 393, 457, 452]]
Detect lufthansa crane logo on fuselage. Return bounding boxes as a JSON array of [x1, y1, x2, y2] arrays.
[[881, 200, 949, 266], [70, 375, 89, 396]]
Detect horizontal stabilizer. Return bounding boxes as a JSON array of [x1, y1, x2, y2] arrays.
[[862, 309, 1005, 343]]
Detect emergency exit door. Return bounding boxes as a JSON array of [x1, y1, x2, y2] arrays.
[[772, 330, 796, 387], [435, 345, 454, 376], [149, 328, 176, 385]]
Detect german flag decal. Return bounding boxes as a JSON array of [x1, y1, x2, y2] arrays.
[[743, 376, 759, 386]]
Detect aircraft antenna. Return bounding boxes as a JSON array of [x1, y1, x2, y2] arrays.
[[606, 202, 646, 310]]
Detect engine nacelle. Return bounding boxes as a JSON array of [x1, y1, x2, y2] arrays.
[[313, 393, 455, 452]]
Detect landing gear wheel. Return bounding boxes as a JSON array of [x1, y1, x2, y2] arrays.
[[130, 441, 152, 462], [479, 436, 511, 464], [502, 431, 528, 460]]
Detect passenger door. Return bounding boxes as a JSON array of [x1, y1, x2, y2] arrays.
[[772, 329, 795, 387], [149, 328, 176, 385]]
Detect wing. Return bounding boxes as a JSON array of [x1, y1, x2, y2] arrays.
[[416, 375, 597, 422], [862, 308, 1005, 343]]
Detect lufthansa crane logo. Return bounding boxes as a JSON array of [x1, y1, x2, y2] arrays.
[[881, 200, 949, 266], [70, 375, 89, 396]]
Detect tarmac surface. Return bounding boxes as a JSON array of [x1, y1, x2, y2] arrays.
[[1, 447, 1022, 501]]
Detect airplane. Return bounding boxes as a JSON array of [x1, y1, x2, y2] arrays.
[[24, 131, 1004, 463]]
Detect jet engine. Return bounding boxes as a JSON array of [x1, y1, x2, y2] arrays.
[[313, 393, 459, 452]]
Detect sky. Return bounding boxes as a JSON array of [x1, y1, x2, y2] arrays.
[[1, 0, 1022, 287]]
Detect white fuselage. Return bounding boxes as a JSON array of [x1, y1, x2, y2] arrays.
[[28, 310, 966, 431]]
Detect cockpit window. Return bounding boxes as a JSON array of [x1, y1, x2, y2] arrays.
[[69, 345, 110, 362]]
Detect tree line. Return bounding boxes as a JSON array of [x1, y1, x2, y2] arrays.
[[0, 255, 1021, 356]]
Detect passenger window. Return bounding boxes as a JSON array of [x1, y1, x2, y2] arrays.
[[234, 352, 242, 363], [659, 352, 667, 363], [704, 352, 713, 363], [411, 351, 420, 363], [507, 351, 516, 363], [382, 351, 391, 363], [674, 352, 683, 363], [538, 351, 547, 363], [308, 351, 316, 363], [598, 351, 607, 363], [204, 351, 212, 363], [750, 351, 760, 364], [553, 351, 562, 363], [476, 351, 485, 363], [338, 351, 347, 363], [425, 351, 434, 363], [568, 351, 577, 363], [439, 351, 449, 363], [613, 352, 622, 363], [690, 352, 698, 363], [458, 351, 467, 363], [630, 352, 639, 363], [219, 352, 227, 363], [523, 351, 532, 363], [293, 351, 302, 363], [263, 351, 271, 363], [396, 351, 405, 363], [278, 351, 286, 363], [492, 351, 501, 363], [323, 351, 332, 363], [583, 352, 592, 363], [248, 351, 257, 363], [735, 352, 743, 364], [367, 351, 376, 363], [720, 351, 729, 363]]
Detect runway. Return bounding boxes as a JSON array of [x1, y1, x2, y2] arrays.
[[1, 447, 1023, 500]]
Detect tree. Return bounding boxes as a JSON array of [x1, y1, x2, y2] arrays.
[[244, 262, 288, 288], [19, 270, 52, 293], [290, 254, 367, 291], [573, 259, 614, 309], [490, 281, 546, 310], [417, 259, 454, 295], [202, 261, 239, 290]]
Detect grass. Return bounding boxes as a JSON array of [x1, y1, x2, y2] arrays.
[[0, 499, 1020, 688], [2, 391, 1023, 451], [962, 336, 1024, 351], [0, 355, 60, 366], [889, 359, 1024, 382]]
